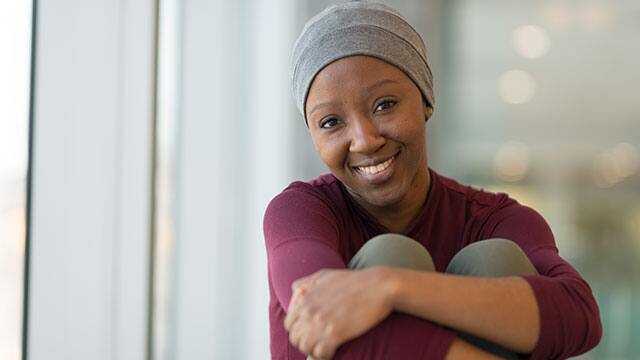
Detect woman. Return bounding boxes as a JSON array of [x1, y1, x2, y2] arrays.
[[264, 2, 602, 359]]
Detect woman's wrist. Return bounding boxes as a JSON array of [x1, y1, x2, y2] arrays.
[[378, 267, 441, 315], [368, 266, 404, 311]]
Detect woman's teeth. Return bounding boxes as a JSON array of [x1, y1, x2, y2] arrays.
[[357, 156, 394, 175]]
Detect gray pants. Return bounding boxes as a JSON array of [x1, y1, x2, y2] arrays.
[[308, 234, 538, 360]]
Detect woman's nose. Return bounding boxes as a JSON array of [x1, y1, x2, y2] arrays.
[[348, 116, 385, 154]]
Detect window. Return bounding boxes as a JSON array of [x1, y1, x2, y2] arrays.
[[0, 1, 34, 359]]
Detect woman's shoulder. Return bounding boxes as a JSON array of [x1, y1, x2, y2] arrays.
[[285, 172, 340, 192], [431, 169, 518, 213], [265, 173, 347, 220], [263, 173, 351, 249], [430, 169, 549, 241], [278, 172, 342, 202]]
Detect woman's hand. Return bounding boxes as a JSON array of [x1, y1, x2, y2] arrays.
[[284, 267, 395, 359]]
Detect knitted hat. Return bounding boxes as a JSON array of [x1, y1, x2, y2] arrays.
[[290, 1, 435, 125]]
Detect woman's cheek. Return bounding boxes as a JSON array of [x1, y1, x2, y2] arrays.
[[325, 139, 348, 168]]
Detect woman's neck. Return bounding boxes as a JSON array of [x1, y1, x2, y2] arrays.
[[362, 169, 431, 234]]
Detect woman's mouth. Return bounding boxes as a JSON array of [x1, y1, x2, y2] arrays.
[[353, 155, 396, 184], [356, 156, 394, 174]]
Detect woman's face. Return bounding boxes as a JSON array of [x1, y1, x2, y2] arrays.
[[305, 55, 433, 210]]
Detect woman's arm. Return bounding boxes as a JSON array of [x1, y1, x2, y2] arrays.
[[384, 268, 539, 353], [285, 205, 601, 359], [287, 269, 504, 360], [376, 203, 601, 358], [487, 205, 602, 358], [288, 266, 522, 359], [266, 188, 459, 359], [381, 205, 602, 358]]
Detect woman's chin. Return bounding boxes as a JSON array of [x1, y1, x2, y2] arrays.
[[352, 185, 406, 209]]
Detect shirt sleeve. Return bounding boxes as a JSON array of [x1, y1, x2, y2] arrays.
[[264, 186, 457, 360], [481, 204, 602, 360]]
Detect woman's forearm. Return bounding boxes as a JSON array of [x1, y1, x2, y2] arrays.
[[381, 267, 540, 354]]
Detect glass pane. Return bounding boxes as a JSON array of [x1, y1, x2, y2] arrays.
[[151, 0, 180, 358], [437, 0, 640, 358], [151, 0, 636, 358], [0, 1, 34, 359], [151, 0, 300, 358]]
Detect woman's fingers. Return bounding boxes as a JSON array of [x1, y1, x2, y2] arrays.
[[291, 278, 310, 292], [288, 307, 329, 357], [284, 299, 299, 331], [311, 333, 338, 360], [288, 316, 305, 348], [287, 269, 360, 357], [293, 270, 325, 292], [301, 312, 332, 357], [285, 289, 305, 330], [298, 330, 315, 355], [288, 271, 324, 329]]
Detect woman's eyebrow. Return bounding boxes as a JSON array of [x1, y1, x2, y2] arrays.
[[308, 79, 400, 116], [309, 101, 339, 116], [362, 78, 400, 97]]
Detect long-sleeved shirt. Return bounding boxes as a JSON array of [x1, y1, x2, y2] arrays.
[[263, 168, 602, 359]]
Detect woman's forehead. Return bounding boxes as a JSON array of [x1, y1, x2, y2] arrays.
[[306, 57, 415, 116]]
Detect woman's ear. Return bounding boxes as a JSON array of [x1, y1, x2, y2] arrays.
[[423, 101, 434, 122]]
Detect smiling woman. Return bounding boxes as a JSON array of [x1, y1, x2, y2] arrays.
[[263, 1, 602, 360], [306, 56, 432, 232]]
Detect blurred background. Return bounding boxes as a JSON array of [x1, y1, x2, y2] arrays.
[[2, 0, 639, 359]]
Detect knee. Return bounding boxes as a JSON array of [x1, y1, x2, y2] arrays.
[[446, 238, 538, 277], [348, 233, 435, 272]]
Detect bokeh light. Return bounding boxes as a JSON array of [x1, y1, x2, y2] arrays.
[[610, 143, 639, 178], [580, 2, 614, 31], [592, 143, 639, 188], [542, 2, 572, 30], [493, 141, 531, 182], [498, 70, 537, 105], [511, 25, 550, 59]]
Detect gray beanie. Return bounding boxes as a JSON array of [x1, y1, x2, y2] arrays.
[[290, 1, 435, 124]]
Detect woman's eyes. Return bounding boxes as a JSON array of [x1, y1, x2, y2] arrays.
[[320, 117, 339, 129], [374, 99, 397, 112], [319, 100, 397, 129]]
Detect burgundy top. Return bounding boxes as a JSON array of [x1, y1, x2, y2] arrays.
[[263, 169, 602, 359]]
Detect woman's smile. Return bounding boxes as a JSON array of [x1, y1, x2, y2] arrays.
[[352, 152, 398, 185]]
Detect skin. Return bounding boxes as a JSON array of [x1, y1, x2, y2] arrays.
[[284, 56, 539, 359], [304, 55, 433, 233]]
